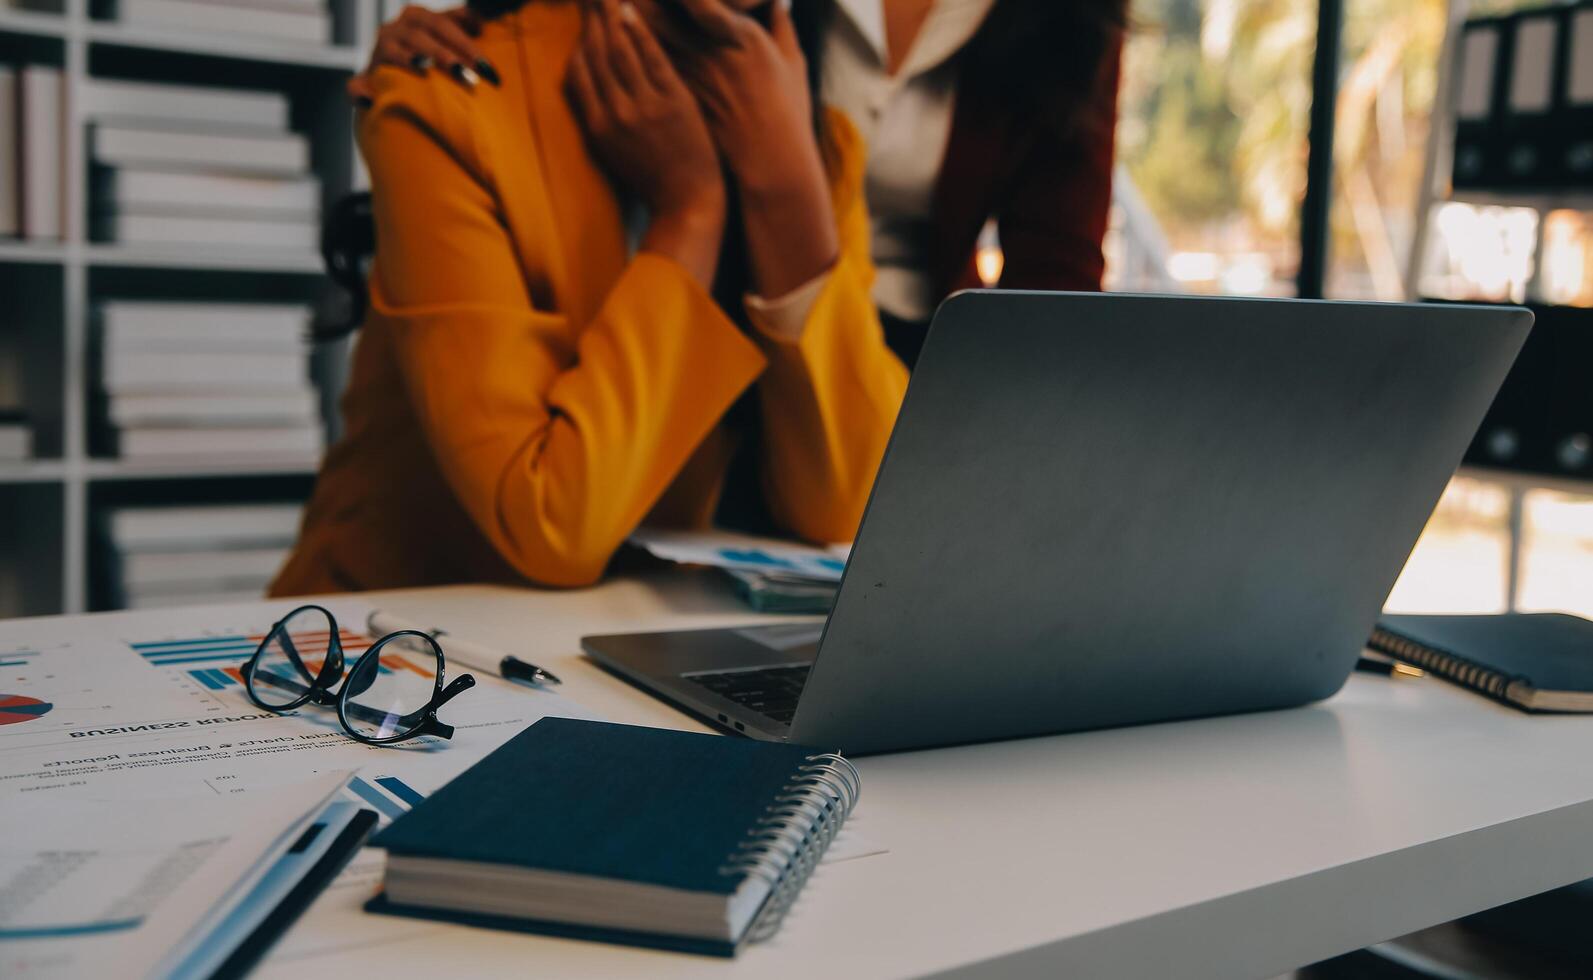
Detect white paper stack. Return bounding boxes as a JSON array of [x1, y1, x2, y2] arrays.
[[85, 77, 320, 250], [99, 300, 323, 462], [0, 772, 351, 980], [105, 501, 302, 608], [100, 0, 333, 46]]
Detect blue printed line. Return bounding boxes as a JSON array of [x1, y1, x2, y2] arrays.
[[147, 650, 257, 667], [141, 641, 255, 654], [375, 776, 425, 808], [347, 777, 406, 821], [0, 659, 26, 667], [133, 635, 252, 651], [143, 643, 258, 659], [0, 918, 143, 939]]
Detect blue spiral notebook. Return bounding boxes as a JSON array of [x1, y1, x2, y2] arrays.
[[366, 718, 859, 956], [1371, 613, 1593, 712]]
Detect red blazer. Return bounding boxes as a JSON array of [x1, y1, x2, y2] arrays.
[[792, 2, 1122, 308], [930, 38, 1123, 302]]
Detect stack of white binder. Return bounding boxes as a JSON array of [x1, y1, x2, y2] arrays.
[[100, 0, 334, 47], [104, 502, 304, 608], [85, 77, 320, 250], [98, 300, 323, 462]]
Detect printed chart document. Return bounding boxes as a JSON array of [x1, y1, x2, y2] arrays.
[[0, 599, 608, 967], [165, 801, 370, 980], [0, 597, 882, 972], [630, 527, 851, 582], [0, 771, 346, 979]]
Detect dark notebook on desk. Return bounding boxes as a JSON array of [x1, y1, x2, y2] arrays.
[[366, 717, 859, 956], [1370, 613, 1593, 712]]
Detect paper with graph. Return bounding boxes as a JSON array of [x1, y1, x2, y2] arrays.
[[0, 600, 608, 964], [630, 527, 852, 582], [0, 772, 347, 980]]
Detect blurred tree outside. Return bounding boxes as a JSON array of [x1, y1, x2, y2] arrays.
[[1329, 0, 1445, 299], [1116, 0, 1447, 298]]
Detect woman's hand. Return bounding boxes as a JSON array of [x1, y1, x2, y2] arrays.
[[644, 0, 818, 193], [567, 0, 728, 288], [642, 0, 837, 300], [347, 5, 499, 106]]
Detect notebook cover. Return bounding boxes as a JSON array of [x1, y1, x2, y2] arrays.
[[364, 893, 738, 958], [1375, 613, 1593, 695], [370, 717, 824, 895]]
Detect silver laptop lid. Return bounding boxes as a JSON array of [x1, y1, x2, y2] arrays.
[[789, 292, 1530, 754]]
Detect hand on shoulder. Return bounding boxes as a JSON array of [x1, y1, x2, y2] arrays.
[[348, 4, 500, 106]]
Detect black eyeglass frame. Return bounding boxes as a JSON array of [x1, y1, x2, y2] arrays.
[[242, 604, 476, 746]]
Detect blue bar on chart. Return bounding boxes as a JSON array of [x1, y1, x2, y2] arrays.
[[0, 647, 40, 668], [187, 668, 239, 691], [347, 776, 425, 821], [133, 636, 262, 669], [375, 776, 426, 808]]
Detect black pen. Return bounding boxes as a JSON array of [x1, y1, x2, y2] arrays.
[[1355, 656, 1424, 679], [367, 610, 562, 686]]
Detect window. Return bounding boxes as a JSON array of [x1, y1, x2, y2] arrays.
[[1110, 0, 1317, 295], [1323, 0, 1447, 300]]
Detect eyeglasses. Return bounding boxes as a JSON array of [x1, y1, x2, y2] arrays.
[[242, 604, 476, 745]]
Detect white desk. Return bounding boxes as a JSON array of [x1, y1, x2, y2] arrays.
[[28, 574, 1593, 978]]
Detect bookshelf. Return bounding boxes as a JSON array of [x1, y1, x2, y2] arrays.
[[1, 0, 374, 617]]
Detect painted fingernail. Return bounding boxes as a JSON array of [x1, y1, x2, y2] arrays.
[[450, 63, 481, 88], [475, 59, 501, 86], [409, 53, 433, 72]]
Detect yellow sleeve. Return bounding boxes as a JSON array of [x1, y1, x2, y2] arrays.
[[752, 110, 910, 544], [360, 74, 766, 586]]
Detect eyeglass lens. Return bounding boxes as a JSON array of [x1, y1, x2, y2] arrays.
[[341, 633, 441, 741], [248, 606, 338, 710]]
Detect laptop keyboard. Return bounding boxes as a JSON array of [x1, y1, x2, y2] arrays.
[[685, 664, 811, 726]]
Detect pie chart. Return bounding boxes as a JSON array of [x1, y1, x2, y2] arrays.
[[0, 695, 52, 726]]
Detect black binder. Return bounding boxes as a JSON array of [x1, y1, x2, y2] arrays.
[[1498, 9, 1561, 189], [1561, 2, 1593, 187], [1451, 3, 1593, 192], [1452, 16, 1508, 190]]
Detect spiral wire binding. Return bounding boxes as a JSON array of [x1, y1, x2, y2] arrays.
[[718, 753, 862, 944], [1368, 627, 1524, 703]]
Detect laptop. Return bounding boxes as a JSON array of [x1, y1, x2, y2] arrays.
[[584, 292, 1531, 755]]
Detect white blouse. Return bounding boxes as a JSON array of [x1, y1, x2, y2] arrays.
[[823, 0, 996, 322], [744, 0, 996, 339]]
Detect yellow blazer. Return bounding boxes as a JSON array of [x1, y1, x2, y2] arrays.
[[271, 1, 907, 595]]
